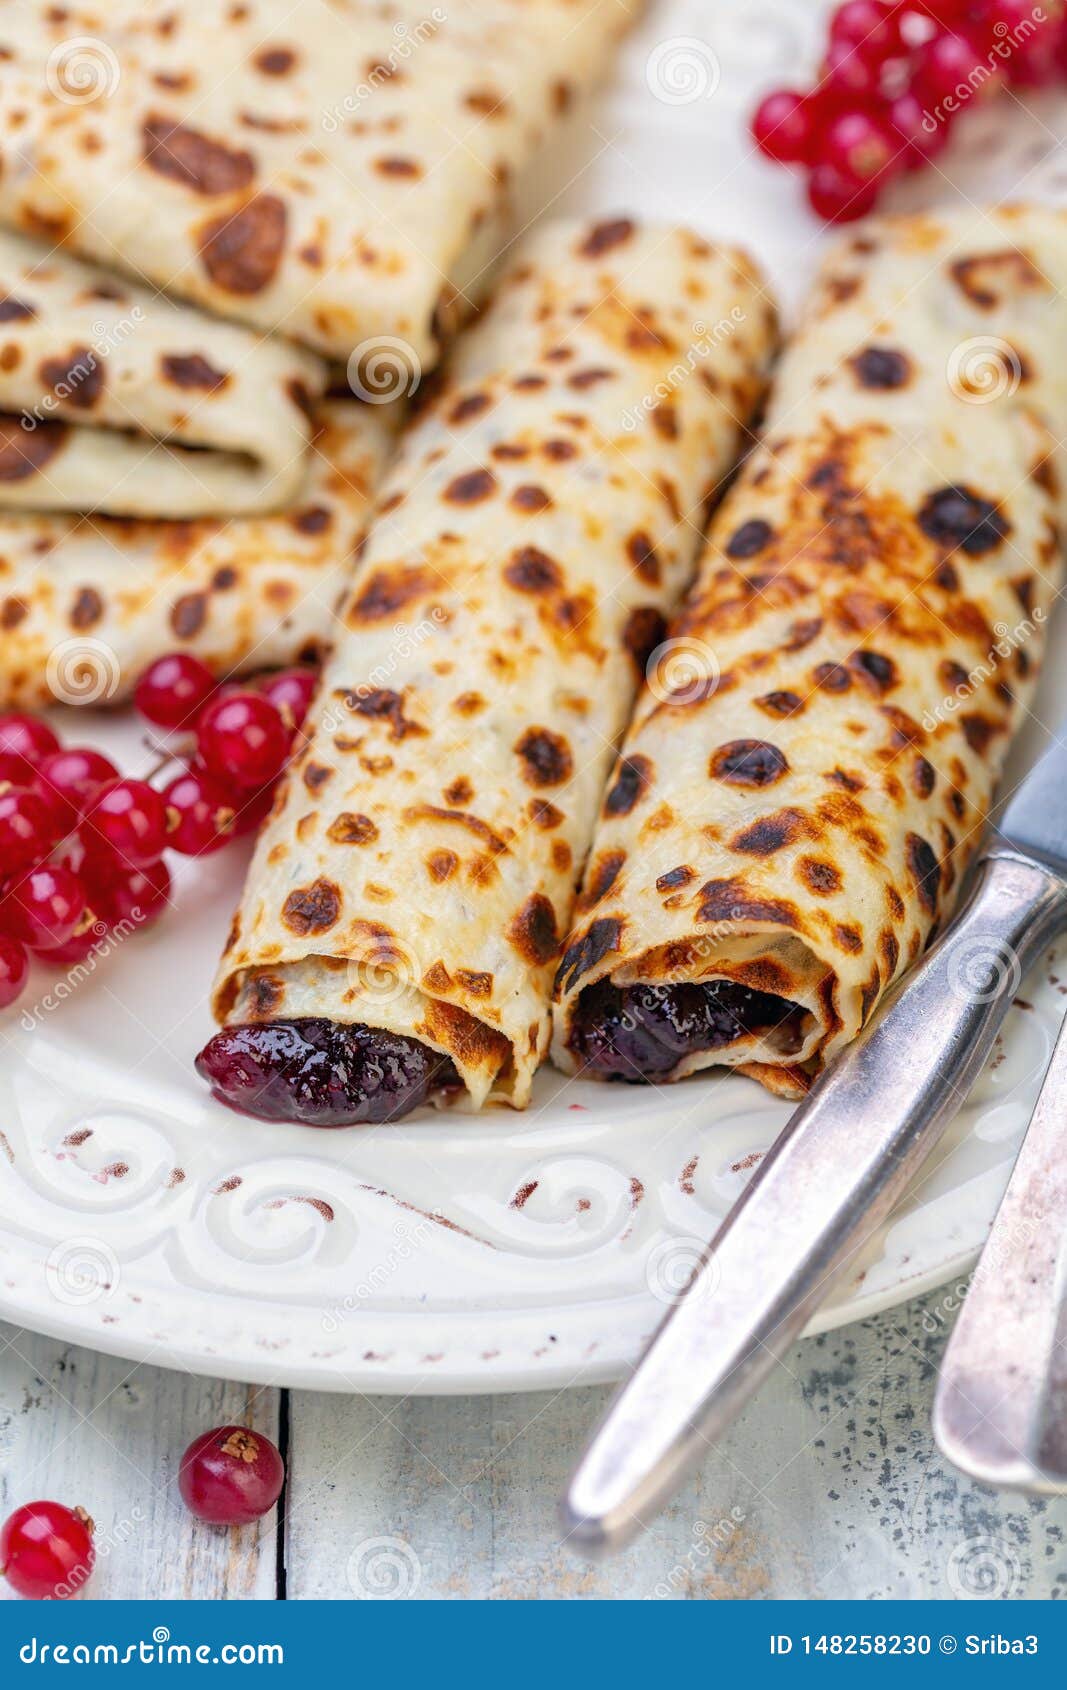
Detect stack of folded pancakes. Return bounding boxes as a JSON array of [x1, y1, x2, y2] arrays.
[[0, 0, 638, 699]]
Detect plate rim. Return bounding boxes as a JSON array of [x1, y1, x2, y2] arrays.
[[0, 1232, 981, 1394]]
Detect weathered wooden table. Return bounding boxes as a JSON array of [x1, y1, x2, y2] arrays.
[[2, 1286, 1063, 1600]]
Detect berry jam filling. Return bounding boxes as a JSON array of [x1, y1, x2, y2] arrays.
[[196, 1018, 461, 1126], [568, 977, 808, 1081]]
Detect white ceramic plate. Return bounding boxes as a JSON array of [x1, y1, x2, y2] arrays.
[[2, 0, 1066, 1393]]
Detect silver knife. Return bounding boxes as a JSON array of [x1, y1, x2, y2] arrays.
[[933, 1009, 1067, 1493], [561, 735, 1067, 1555]]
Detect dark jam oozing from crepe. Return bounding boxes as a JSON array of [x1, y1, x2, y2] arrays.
[[567, 978, 807, 1080], [196, 1018, 460, 1126]]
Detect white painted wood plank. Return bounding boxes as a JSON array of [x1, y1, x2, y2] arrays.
[[0, 1323, 280, 1601], [286, 1290, 1067, 1600]]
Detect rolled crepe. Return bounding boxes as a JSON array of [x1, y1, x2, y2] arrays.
[[0, 230, 326, 517], [553, 206, 1067, 1100], [199, 217, 778, 1124], [0, 0, 637, 365], [0, 398, 396, 707]]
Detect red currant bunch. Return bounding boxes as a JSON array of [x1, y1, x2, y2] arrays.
[[0, 713, 110, 998], [751, 1, 1067, 221], [0, 661, 315, 1013], [0, 709, 172, 993], [135, 654, 315, 855]]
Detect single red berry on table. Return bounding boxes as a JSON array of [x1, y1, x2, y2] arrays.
[[2, 865, 89, 952], [0, 934, 29, 1008], [0, 1501, 95, 1599], [83, 779, 169, 869], [35, 747, 118, 830], [96, 857, 173, 931], [134, 652, 217, 730], [0, 714, 59, 772], [258, 668, 318, 736], [196, 692, 289, 790], [162, 769, 236, 856], [178, 1427, 284, 1525], [0, 786, 60, 877]]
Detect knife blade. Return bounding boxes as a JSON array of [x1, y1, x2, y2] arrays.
[[933, 1007, 1067, 1493], [997, 733, 1067, 879], [561, 734, 1067, 1555]]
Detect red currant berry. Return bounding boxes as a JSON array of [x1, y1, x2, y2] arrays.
[[1012, 46, 1059, 86], [178, 1426, 284, 1525], [46, 919, 109, 965], [35, 747, 118, 830], [0, 785, 60, 877], [50, 825, 116, 887], [886, 90, 949, 168], [1001, 8, 1060, 88], [0, 714, 59, 772], [829, 1, 902, 57], [751, 88, 814, 164], [914, 30, 988, 108], [0, 1501, 95, 1600], [84, 780, 169, 869], [819, 36, 881, 98], [807, 159, 879, 221], [162, 769, 236, 856], [97, 857, 172, 931], [231, 783, 276, 837], [0, 934, 29, 1008], [974, 0, 1053, 67], [258, 668, 318, 736], [921, 1, 977, 19], [819, 109, 898, 183], [3, 865, 88, 952], [196, 693, 289, 790], [134, 652, 217, 730], [0, 750, 37, 786]]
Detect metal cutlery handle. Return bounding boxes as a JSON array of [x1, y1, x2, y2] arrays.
[[562, 850, 1067, 1554], [933, 1012, 1067, 1493]]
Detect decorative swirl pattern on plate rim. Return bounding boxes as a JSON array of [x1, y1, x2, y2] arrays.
[[0, 973, 1053, 1394]]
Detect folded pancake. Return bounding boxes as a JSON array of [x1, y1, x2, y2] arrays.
[[199, 217, 779, 1125], [0, 229, 325, 518], [0, 0, 638, 366], [0, 397, 396, 707], [552, 206, 1067, 1100]]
